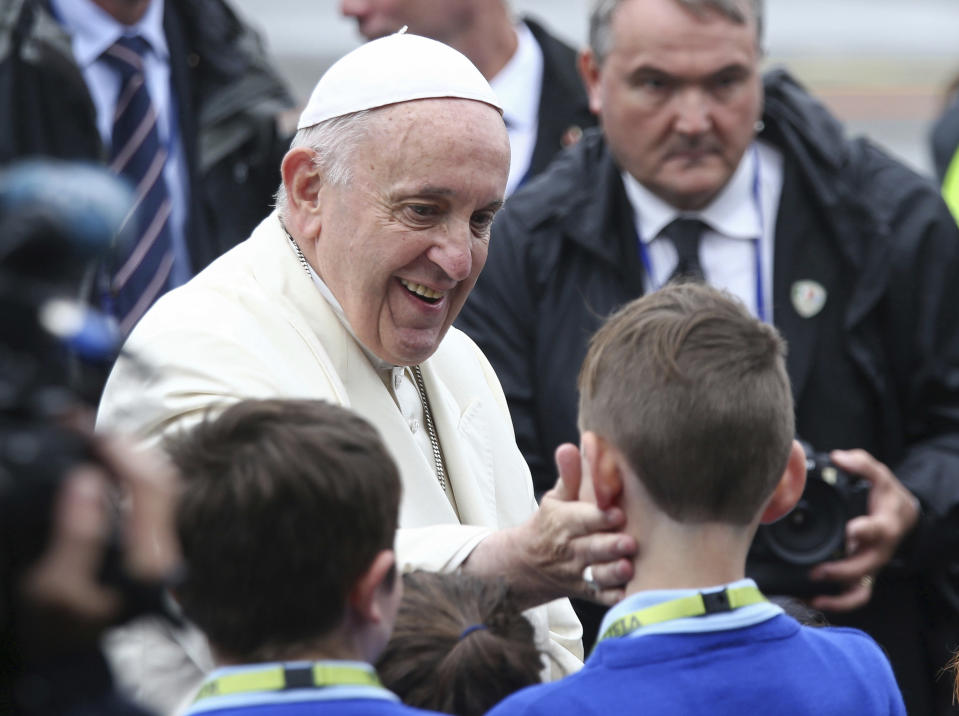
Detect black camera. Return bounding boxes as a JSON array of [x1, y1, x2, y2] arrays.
[[747, 444, 870, 597], [0, 160, 160, 626]]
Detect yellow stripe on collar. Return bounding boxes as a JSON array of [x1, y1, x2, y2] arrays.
[[598, 585, 767, 644], [194, 663, 381, 702]]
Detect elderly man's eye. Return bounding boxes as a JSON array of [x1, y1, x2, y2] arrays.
[[471, 211, 496, 233], [400, 204, 442, 225], [408, 204, 436, 217], [631, 72, 672, 94], [707, 69, 748, 99]]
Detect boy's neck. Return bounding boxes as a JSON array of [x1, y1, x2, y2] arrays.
[[621, 518, 755, 597], [213, 629, 373, 668]]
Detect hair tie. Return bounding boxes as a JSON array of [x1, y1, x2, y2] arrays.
[[459, 624, 488, 640]]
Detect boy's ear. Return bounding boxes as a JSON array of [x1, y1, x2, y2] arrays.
[[582, 431, 624, 510], [759, 440, 807, 524], [348, 549, 397, 624]]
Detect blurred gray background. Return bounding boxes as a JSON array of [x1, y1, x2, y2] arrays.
[[233, 0, 959, 177]]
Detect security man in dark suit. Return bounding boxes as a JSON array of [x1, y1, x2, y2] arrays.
[[457, 1, 959, 713]]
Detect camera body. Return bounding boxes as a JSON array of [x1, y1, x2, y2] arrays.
[[746, 445, 869, 597], [0, 160, 129, 619]]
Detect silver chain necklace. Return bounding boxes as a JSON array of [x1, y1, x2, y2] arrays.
[[284, 228, 448, 494], [410, 363, 447, 493]]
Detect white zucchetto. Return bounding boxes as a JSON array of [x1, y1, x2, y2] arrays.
[[297, 30, 503, 130]]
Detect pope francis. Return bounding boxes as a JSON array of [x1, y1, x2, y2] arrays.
[[97, 30, 636, 715]]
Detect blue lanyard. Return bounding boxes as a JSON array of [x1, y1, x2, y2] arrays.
[[636, 145, 767, 323]]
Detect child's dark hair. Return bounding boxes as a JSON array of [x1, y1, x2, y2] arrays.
[[377, 571, 542, 715], [167, 399, 400, 661]]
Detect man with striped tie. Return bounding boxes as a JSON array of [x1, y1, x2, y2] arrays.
[[0, 0, 293, 335]]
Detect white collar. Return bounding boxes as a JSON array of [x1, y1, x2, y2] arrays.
[[293, 242, 397, 374], [624, 143, 762, 244], [52, 0, 169, 69], [489, 21, 543, 133]]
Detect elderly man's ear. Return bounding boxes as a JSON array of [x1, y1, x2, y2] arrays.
[[577, 48, 603, 117], [281, 148, 325, 232]]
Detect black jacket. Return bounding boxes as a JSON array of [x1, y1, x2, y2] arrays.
[[0, 0, 294, 273], [523, 17, 596, 181], [458, 69, 959, 715], [931, 91, 959, 183]]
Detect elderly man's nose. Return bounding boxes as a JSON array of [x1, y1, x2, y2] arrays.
[[429, 231, 472, 281], [674, 90, 712, 135]]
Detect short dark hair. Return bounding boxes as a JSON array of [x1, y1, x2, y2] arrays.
[[578, 282, 793, 524], [168, 399, 401, 660], [376, 571, 542, 716], [589, 0, 764, 64]]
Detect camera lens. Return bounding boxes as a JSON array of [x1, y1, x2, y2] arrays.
[[763, 479, 846, 565]]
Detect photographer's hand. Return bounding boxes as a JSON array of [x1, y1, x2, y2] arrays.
[[18, 467, 119, 654], [808, 449, 919, 612], [16, 436, 181, 660], [96, 435, 181, 582]]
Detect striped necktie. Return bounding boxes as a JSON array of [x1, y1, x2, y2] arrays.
[[101, 35, 175, 335], [664, 217, 707, 283]]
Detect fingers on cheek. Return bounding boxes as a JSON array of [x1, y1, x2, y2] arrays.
[[587, 535, 622, 564], [591, 557, 633, 588]]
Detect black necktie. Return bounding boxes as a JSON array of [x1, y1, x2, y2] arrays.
[[101, 35, 175, 335], [663, 217, 707, 283]]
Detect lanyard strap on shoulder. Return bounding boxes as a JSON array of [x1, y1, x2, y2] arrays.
[[598, 585, 767, 643], [193, 663, 382, 703]]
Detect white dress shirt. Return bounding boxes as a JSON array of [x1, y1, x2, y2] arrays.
[[490, 21, 544, 197], [623, 140, 784, 321]]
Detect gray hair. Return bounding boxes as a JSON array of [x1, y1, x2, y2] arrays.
[[274, 109, 376, 225], [588, 0, 764, 65]]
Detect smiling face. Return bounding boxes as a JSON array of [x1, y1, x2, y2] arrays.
[[582, 0, 762, 210], [312, 99, 509, 366]]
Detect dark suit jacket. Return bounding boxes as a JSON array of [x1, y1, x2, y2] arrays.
[[0, 0, 293, 273], [523, 17, 596, 183]]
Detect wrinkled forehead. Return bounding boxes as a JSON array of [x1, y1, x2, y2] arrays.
[[376, 96, 505, 128], [354, 99, 510, 192], [359, 98, 509, 157]]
